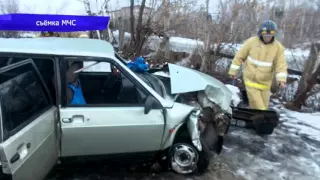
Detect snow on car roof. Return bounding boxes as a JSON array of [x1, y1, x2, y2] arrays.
[[0, 37, 116, 59]]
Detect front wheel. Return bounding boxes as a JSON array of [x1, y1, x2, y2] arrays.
[[168, 142, 210, 174]]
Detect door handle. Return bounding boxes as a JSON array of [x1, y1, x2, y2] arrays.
[[62, 118, 73, 123], [72, 115, 85, 123], [10, 153, 20, 164], [62, 115, 85, 124], [10, 142, 31, 164]]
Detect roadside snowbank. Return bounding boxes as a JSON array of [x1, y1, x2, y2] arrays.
[[219, 102, 320, 180], [226, 84, 241, 107], [283, 109, 320, 142]]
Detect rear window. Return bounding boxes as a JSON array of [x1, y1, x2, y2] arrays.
[[0, 62, 51, 141]]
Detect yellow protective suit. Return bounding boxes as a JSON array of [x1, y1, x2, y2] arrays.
[[228, 36, 287, 110]]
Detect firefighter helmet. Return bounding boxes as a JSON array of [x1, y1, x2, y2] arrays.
[[258, 20, 278, 37]]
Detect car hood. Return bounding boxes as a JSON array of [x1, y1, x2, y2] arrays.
[[166, 63, 233, 111]]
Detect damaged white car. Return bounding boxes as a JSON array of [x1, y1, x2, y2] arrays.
[[138, 63, 233, 174], [0, 38, 233, 180]]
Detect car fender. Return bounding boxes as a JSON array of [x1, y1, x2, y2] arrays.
[[161, 110, 202, 152], [160, 102, 196, 150], [160, 122, 184, 150], [187, 109, 202, 151]]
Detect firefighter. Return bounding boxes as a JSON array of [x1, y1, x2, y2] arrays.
[[228, 20, 287, 110]]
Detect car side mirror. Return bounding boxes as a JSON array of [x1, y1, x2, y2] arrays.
[[144, 95, 154, 114]]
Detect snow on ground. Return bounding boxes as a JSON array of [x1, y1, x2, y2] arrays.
[[19, 32, 38, 38], [305, 91, 320, 111], [47, 99, 320, 180], [113, 30, 204, 54], [226, 84, 241, 107], [287, 74, 301, 80], [167, 37, 203, 53], [112, 30, 131, 43], [282, 109, 320, 142], [215, 100, 320, 180]]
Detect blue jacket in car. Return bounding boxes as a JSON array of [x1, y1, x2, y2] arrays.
[[127, 56, 149, 73], [68, 79, 86, 105]]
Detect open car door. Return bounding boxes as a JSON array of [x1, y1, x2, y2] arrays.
[[0, 59, 58, 180]]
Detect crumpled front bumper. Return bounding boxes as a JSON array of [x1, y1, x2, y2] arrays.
[[187, 105, 230, 153]]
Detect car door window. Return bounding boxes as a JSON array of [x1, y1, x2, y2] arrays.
[[0, 59, 58, 180], [59, 58, 164, 157], [0, 62, 51, 141], [61, 59, 149, 106]]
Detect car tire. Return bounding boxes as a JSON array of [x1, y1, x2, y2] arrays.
[[168, 142, 210, 174]]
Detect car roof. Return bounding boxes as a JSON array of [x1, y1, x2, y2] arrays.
[[0, 37, 116, 59]]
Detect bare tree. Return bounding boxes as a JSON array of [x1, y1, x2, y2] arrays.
[[0, 0, 20, 38], [279, 1, 320, 47], [125, 0, 157, 58], [163, 0, 170, 60], [77, 0, 96, 38], [130, 0, 135, 44], [118, 16, 125, 51], [199, 0, 211, 72], [99, 0, 112, 41], [77, 0, 113, 40], [135, 0, 147, 51], [151, 0, 199, 63], [293, 43, 320, 109]]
